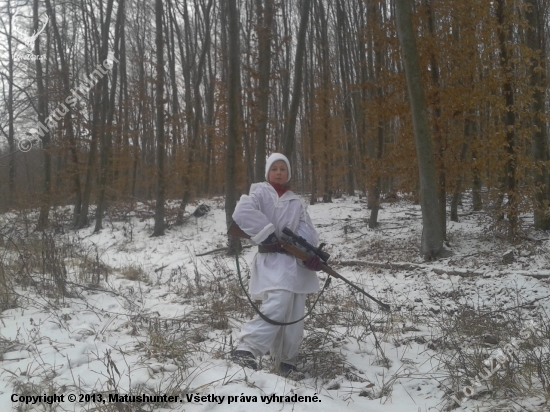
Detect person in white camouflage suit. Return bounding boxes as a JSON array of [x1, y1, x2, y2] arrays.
[[231, 153, 323, 377]]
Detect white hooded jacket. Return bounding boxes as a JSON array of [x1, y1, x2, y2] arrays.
[[232, 182, 321, 299]]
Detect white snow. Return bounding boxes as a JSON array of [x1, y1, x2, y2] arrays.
[[0, 193, 548, 412]]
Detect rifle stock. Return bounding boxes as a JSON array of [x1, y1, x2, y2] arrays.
[[227, 222, 391, 312]]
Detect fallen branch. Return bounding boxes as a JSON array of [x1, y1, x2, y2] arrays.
[[521, 235, 550, 242], [336, 260, 481, 278], [334, 260, 550, 279], [154, 264, 169, 273]]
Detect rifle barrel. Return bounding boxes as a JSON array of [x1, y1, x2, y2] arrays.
[[227, 222, 391, 312]]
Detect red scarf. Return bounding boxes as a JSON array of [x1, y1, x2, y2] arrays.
[[270, 182, 290, 197]]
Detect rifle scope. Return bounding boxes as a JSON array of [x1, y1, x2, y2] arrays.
[[282, 227, 330, 263]]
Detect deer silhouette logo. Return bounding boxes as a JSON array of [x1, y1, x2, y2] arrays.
[[12, 9, 49, 50]]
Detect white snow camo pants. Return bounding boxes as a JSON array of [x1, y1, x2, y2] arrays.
[[237, 289, 306, 366]]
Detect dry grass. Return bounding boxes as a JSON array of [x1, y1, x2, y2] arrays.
[[120, 264, 146, 282], [426, 296, 550, 411], [1, 203, 549, 412]]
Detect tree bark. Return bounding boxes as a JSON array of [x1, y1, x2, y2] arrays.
[[94, 0, 116, 232], [153, 0, 165, 236], [316, 0, 332, 204], [366, 0, 384, 228], [6, 4, 16, 209], [282, 0, 311, 158], [526, 0, 550, 230], [226, 0, 242, 255], [254, 0, 274, 182], [496, 0, 518, 238], [335, 0, 355, 197], [35, 0, 52, 230], [44, 0, 83, 227], [176, 0, 213, 224], [395, 0, 443, 259], [426, 0, 446, 239]]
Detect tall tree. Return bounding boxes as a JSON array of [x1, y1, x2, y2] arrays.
[[282, 0, 311, 158], [226, 0, 242, 254], [44, 0, 83, 227], [395, 0, 443, 259], [335, 0, 355, 197], [314, 0, 333, 203], [77, 0, 101, 229], [34, 0, 52, 230], [426, 0, 446, 239], [94, 0, 116, 232], [153, 0, 165, 236], [526, 0, 550, 229], [366, 0, 386, 228], [176, 0, 213, 225], [496, 0, 518, 238], [4, 1, 16, 209], [254, 0, 274, 181]]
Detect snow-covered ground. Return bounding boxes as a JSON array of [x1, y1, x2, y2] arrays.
[[0, 193, 548, 412]]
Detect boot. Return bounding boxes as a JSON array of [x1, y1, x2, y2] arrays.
[[231, 350, 257, 370], [279, 362, 304, 380]]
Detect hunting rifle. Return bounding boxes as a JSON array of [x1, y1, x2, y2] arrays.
[[228, 222, 391, 312]]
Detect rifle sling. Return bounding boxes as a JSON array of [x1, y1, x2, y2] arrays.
[[234, 252, 330, 326]]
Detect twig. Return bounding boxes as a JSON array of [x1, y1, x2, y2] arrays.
[[154, 264, 169, 273]]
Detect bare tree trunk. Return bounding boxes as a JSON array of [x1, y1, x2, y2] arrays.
[[355, 0, 369, 197], [526, 0, 550, 229], [395, 0, 443, 259], [173, 0, 194, 141], [226, 0, 242, 254], [450, 120, 470, 222], [166, 1, 181, 165], [426, 0, 446, 239], [282, 0, 311, 158], [496, 0, 517, 238], [242, 7, 254, 147], [35, 0, 52, 230], [366, 0, 384, 228], [254, 0, 274, 182], [94, 0, 117, 232], [44, 0, 83, 227], [152, 0, 165, 236], [315, 0, 332, 203], [6, 3, 16, 209], [279, 1, 291, 150], [472, 164, 483, 211], [306, 36, 317, 205], [78, 0, 102, 228], [176, 0, 213, 224], [204, 56, 216, 194], [335, 0, 355, 196]]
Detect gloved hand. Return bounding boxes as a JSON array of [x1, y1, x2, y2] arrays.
[[304, 255, 322, 271], [261, 232, 282, 253]]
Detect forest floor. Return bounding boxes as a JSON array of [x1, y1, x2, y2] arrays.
[[0, 192, 549, 412]]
